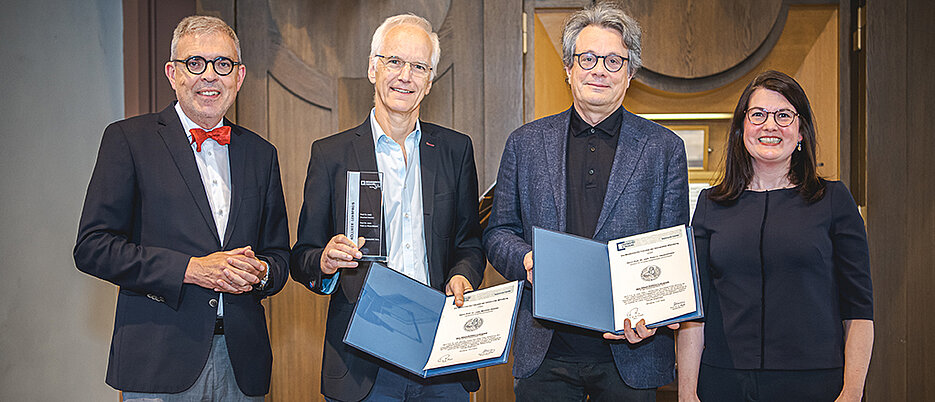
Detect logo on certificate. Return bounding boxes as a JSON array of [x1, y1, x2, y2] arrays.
[[640, 265, 661, 281], [464, 317, 484, 332], [616, 239, 635, 251]]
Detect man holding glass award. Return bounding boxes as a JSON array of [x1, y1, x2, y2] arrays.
[[290, 14, 485, 402]]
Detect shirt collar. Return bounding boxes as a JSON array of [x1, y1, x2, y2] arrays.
[[569, 105, 624, 138], [369, 108, 422, 146], [175, 102, 225, 141]]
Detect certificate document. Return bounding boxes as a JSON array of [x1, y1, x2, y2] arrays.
[[345, 263, 523, 377], [532, 224, 702, 332], [423, 281, 521, 370], [608, 226, 698, 330]]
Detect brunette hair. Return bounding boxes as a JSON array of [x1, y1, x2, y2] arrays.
[[708, 70, 825, 203]]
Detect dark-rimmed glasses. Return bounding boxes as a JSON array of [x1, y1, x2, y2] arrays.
[[170, 56, 241, 76], [573, 52, 628, 73], [745, 107, 798, 127], [374, 54, 432, 78]]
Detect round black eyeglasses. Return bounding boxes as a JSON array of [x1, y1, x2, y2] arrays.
[[573, 52, 628, 73], [170, 56, 241, 76]]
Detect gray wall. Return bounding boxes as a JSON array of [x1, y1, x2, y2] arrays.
[[0, 0, 123, 400]]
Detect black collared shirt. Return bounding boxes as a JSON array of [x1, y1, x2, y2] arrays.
[[566, 106, 622, 238], [546, 106, 623, 362]]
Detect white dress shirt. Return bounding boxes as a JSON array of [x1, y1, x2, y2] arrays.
[[175, 102, 231, 316]]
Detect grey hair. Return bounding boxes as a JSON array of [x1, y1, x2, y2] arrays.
[[170, 15, 242, 62], [561, 2, 642, 77], [369, 14, 441, 80]]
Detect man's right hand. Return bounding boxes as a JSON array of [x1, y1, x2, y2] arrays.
[[185, 247, 258, 293], [321, 235, 365, 275], [524, 251, 533, 284]]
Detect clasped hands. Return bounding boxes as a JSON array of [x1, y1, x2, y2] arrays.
[[185, 246, 267, 294], [323, 234, 473, 307], [523, 251, 679, 344]]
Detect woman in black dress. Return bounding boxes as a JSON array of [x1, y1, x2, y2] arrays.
[[677, 70, 873, 402]]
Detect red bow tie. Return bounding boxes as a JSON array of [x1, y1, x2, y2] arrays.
[[190, 126, 231, 152]]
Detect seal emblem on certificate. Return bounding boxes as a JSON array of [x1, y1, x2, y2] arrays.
[[346, 171, 386, 261], [640, 265, 662, 281], [463, 317, 484, 332]]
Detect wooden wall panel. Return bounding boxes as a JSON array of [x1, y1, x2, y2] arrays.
[[865, 0, 909, 400], [904, 0, 935, 399], [837, 1, 853, 190], [265, 74, 336, 402], [234, 0, 272, 135], [624, 7, 838, 113], [794, 10, 839, 179], [626, 0, 783, 79], [440, 0, 487, 185], [479, 2, 525, 400], [123, 0, 196, 117], [338, 77, 374, 132], [484, 0, 524, 188], [533, 11, 572, 120], [421, 65, 455, 128]]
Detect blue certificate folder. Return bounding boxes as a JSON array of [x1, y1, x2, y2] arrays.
[[532, 226, 703, 331], [344, 263, 523, 377]]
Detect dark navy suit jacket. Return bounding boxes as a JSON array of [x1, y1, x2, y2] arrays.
[[74, 104, 290, 395], [290, 119, 486, 401], [483, 107, 689, 388]]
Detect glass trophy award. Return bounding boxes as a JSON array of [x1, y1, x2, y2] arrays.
[[346, 171, 386, 261]]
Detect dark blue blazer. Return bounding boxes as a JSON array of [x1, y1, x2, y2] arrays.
[[74, 104, 290, 396], [483, 107, 689, 388], [290, 119, 486, 401]]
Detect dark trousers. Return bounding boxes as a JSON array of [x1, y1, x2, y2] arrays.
[[326, 366, 468, 402], [514, 357, 655, 402], [697, 363, 844, 402]]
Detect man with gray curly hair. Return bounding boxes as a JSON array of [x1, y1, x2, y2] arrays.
[[484, 2, 689, 400]]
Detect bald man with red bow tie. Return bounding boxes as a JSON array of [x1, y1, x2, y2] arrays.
[[74, 16, 289, 400]]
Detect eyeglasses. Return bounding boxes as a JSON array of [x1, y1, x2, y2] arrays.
[[170, 56, 241, 76], [374, 54, 432, 78], [573, 52, 628, 73], [745, 107, 798, 127]]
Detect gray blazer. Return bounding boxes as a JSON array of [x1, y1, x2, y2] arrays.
[[483, 107, 689, 388]]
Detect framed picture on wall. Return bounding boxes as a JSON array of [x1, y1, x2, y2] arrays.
[[665, 125, 709, 170]]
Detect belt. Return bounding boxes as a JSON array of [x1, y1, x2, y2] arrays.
[[214, 318, 224, 335]]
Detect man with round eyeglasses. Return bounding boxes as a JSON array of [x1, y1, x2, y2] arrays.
[[75, 15, 289, 401], [170, 55, 242, 76], [291, 13, 485, 402], [484, 2, 689, 401]]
